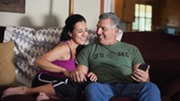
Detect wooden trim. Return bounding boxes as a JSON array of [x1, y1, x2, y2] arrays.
[[69, 0, 74, 15], [100, 0, 104, 14]]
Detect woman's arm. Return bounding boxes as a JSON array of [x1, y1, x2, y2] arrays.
[[35, 43, 70, 74]]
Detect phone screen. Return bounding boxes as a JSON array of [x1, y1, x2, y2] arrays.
[[139, 63, 149, 71]]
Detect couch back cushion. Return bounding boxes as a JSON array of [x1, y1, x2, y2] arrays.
[[122, 32, 180, 60], [122, 32, 180, 86]]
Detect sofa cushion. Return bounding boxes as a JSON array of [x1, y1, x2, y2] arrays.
[[0, 41, 16, 86], [161, 79, 180, 96], [146, 59, 180, 87], [2, 95, 36, 101], [173, 92, 180, 101], [110, 97, 136, 101]]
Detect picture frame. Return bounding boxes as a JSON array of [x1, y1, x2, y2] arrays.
[[0, 0, 25, 13]]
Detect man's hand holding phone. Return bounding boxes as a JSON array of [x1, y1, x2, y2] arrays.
[[131, 63, 150, 82]]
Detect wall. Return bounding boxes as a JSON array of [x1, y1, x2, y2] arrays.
[[0, 0, 100, 30], [74, 0, 100, 30]]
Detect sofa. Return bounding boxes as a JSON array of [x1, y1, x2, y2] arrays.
[[0, 26, 180, 101]]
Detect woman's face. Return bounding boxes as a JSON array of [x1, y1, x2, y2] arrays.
[[71, 21, 88, 45]]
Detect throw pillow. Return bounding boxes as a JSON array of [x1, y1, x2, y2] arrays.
[[0, 41, 16, 86]]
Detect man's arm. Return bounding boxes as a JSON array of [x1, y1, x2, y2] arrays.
[[70, 64, 88, 82]]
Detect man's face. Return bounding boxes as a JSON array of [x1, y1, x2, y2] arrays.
[[96, 19, 118, 45]]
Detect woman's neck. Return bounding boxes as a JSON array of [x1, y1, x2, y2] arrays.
[[68, 40, 78, 50], [68, 40, 78, 59]]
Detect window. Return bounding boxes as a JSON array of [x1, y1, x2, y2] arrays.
[[132, 4, 152, 31]]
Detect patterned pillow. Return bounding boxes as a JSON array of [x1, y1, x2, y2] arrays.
[[34, 27, 62, 56], [3, 26, 62, 87], [0, 41, 16, 86], [86, 30, 97, 45]]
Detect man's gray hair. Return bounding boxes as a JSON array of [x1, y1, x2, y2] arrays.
[[99, 12, 121, 29]]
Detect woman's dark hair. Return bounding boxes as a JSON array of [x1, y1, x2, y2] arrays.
[[60, 14, 86, 41], [60, 14, 87, 56]]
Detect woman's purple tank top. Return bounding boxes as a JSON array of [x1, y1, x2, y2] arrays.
[[39, 41, 75, 79]]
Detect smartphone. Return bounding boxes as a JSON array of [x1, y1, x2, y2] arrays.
[[139, 63, 149, 71]]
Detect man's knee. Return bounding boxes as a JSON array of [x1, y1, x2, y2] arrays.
[[143, 82, 160, 94], [85, 82, 101, 92]]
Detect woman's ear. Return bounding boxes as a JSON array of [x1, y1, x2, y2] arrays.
[[68, 32, 72, 37]]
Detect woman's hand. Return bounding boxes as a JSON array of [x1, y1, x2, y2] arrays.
[[70, 69, 87, 83], [87, 72, 98, 82], [62, 69, 70, 77], [69, 64, 89, 83], [131, 65, 150, 82]]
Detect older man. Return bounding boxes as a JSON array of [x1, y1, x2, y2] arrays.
[[70, 12, 161, 101]]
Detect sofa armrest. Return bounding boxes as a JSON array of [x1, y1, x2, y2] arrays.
[[0, 26, 6, 42], [162, 79, 180, 96], [110, 97, 136, 101]]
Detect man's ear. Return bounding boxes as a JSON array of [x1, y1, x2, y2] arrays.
[[115, 28, 119, 34], [114, 28, 119, 36]]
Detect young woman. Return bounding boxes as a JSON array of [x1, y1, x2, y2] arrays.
[[1, 14, 97, 101]]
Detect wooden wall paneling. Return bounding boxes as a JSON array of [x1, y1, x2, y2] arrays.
[[113, 0, 136, 22], [69, 0, 74, 15], [167, 0, 180, 27], [100, 0, 104, 14]]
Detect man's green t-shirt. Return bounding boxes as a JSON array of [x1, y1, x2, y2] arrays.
[[76, 41, 144, 83]]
